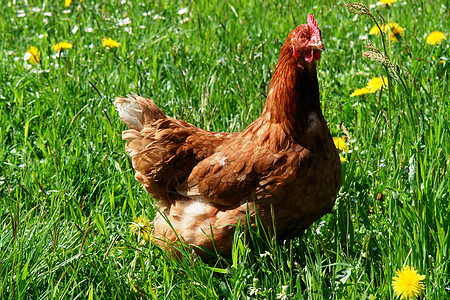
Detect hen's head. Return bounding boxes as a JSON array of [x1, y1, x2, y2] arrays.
[[286, 13, 324, 64]]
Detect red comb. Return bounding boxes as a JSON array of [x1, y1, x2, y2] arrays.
[[307, 13, 321, 41]]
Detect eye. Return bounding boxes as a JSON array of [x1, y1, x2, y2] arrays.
[[299, 34, 305, 39]]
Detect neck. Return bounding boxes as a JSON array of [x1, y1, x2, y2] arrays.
[[261, 51, 323, 143]]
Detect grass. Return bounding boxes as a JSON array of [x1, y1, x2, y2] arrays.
[[1, 0, 449, 298]]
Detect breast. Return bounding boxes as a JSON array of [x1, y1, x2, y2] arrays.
[[253, 127, 341, 235]]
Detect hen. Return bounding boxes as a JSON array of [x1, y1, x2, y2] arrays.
[[114, 14, 341, 256]]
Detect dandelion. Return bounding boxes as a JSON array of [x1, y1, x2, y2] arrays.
[[369, 25, 382, 36], [350, 86, 372, 97], [25, 46, 41, 64], [366, 77, 387, 91], [52, 42, 72, 51], [65, 0, 82, 6], [378, 0, 398, 6], [392, 266, 426, 299], [368, 23, 393, 35], [369, 22, 404, 41], [333, 137, 349, 162], [333, 137, 349, 152], [390, 24, 405, 41], [129, 215, 153, 244], [350, 77, 387, 97], [426, 31, 446, 45], [102, 38, 120, 48]]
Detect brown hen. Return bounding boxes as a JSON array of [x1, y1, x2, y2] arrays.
[[114, 14, 341, 256]]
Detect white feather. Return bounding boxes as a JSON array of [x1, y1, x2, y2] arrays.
[[114, 95, 144, 130]]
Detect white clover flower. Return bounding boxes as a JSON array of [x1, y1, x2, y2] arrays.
[[178, 7, 188, 15]]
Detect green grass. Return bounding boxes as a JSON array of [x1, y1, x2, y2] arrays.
[[1, 0, 449, 299]]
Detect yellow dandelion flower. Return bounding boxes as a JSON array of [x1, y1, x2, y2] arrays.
[[102, 38, 120, 48], [26, 46, 41, 64], [334, 137, 349, 162], [350, 87, 372, 97], [369, 25, 382, 35], [367, 77, 387, 92], [369, 23, 404, 41], [52, 42, 73, 51], [129, 215, 153, 244], [379, 0, 398, 6], [65, 0, 83, 6], [333, 137, 349, 153], [391, 24, 404, 35], [392, 266, 426, 299], [426, 31, 446, 45], [350, 77, 387, 97], [388, 33, 397, 41], [390, 24, 405, 41]]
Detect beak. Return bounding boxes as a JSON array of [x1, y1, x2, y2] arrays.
[[309, 40, 325, 51]]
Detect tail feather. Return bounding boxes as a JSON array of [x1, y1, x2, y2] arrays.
[[114, 94, 166, 130], [114, 94, 223, 207], [121, 130, 145, 156]]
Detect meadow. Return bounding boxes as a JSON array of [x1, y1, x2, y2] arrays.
[[1, 0, 449, 298]]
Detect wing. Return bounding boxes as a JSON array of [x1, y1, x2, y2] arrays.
[[177, 119, 308, 207]]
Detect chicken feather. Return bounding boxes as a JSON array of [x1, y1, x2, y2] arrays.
[[115, 14, 341, 256]]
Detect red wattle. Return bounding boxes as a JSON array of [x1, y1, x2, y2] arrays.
[[314, 51, 321, 61], [304, 48, 313, 63]]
